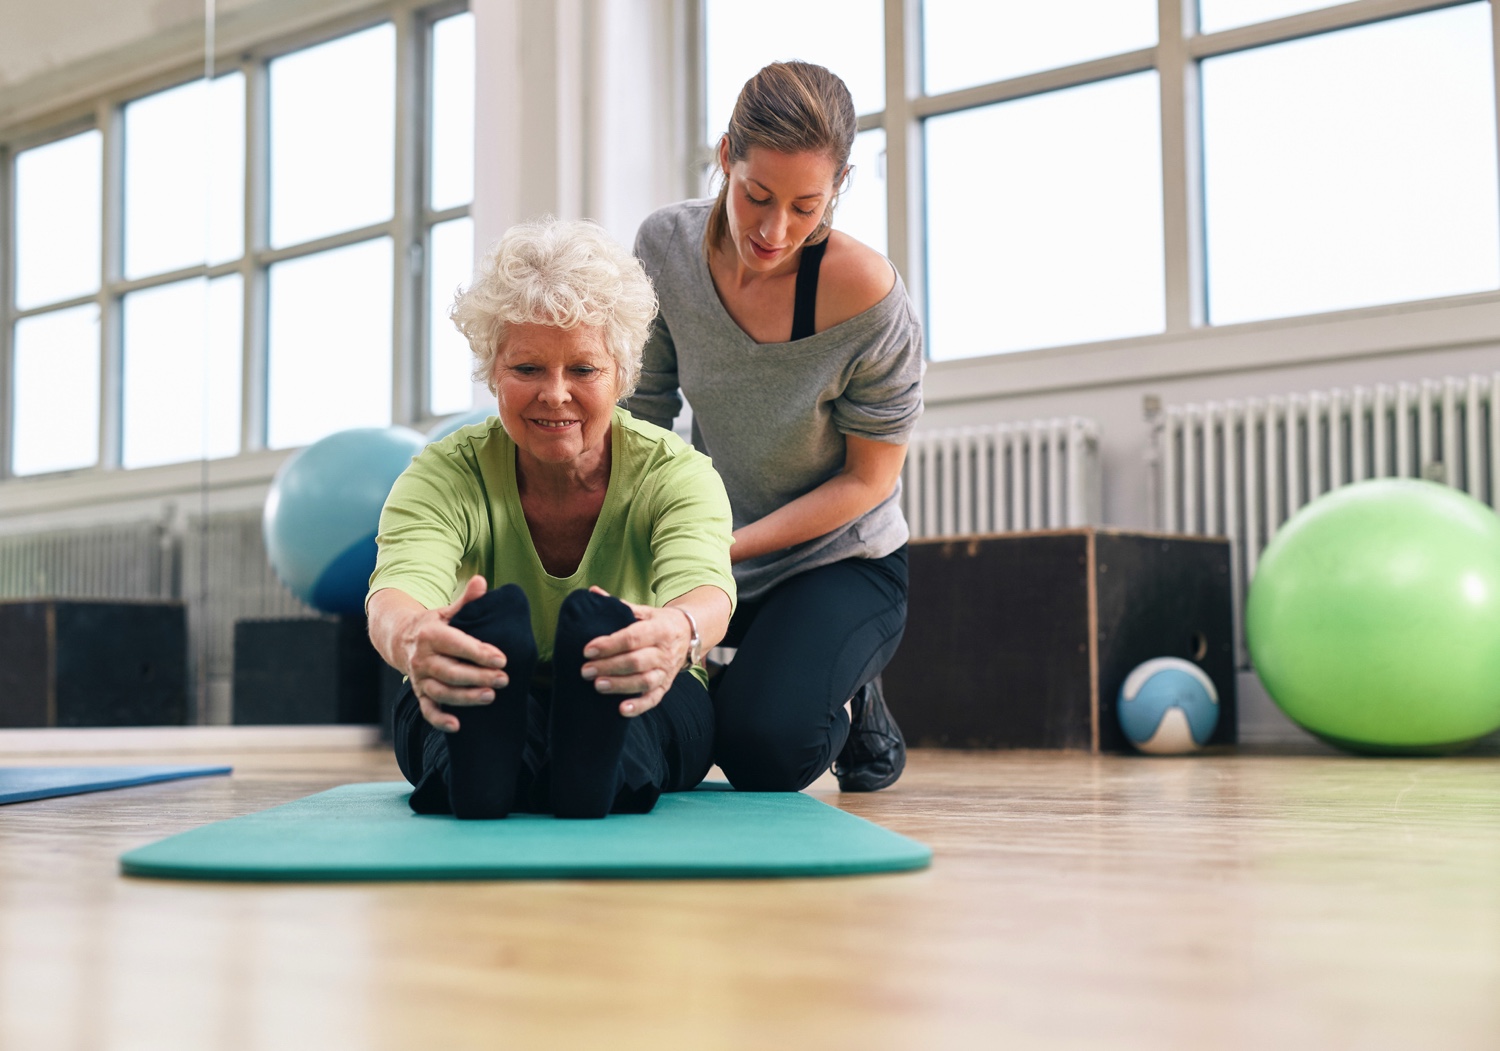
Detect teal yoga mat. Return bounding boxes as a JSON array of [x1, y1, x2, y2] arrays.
[[120, 782, 932, 881], [0, 765, 231, 804]]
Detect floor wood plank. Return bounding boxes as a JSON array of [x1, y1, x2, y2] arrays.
[[0, 746, 1495, 1049]]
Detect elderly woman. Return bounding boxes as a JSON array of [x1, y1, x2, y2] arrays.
[[368, 218, 736, 820]]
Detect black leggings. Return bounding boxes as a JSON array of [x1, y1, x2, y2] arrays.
[[393, 589, 715, 816], [712, 547, 908, 791]]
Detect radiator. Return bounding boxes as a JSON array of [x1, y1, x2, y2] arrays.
[[0, 520, 177, 601], [902, 418, 1102, 539], [1157, 372, 1500, 661], [0, 508, 316, 722]]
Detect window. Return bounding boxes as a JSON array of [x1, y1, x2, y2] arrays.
[[702, 0, 884, 144], [268, 26, 395, 250], [12, 306, 100, 476], [11, 132, 103, 475], [118, 73, 246, 469], [838, 128, 888, 258], [426, 10, 477, 417], [427, 215, 475, 416], [926, 74, 1165, 358], [2, 2, 475, 480], [268, 240, 394, 448], [266, 23, 397, 448], [700, 0, 1500, 364], [121, 276, 242, 469], [429, 11, 475, 212], [922, 0, 1157, 94], [14, 132, 102, 311], [1202, 4, 1500, 324], [123, 74, 244, 279]]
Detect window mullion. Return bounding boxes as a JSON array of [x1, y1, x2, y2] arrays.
[[392, 9, 423, 429], [426, 203, 470, 226], [98, 99, 125, 471], [884, 0, 923, 307], [242, 56, 269, 455], [684, 0, 706, 195], [0, 144, 11, 481], [1491, 0, 1500, 255], [1159, 0, 1206, 332], [1189, 0, 1466, 59]]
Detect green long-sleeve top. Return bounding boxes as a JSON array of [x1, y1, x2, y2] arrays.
[[368, 407, 736, 685]]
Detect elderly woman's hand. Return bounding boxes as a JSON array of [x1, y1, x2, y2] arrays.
[[370, 575, 511, 733], [579, 585, 728, 717]]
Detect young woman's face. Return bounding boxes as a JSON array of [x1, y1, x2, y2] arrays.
[[492, 322, 618, 472], [719, 142, 843, 275]]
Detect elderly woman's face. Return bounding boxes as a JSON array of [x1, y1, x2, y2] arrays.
[[493, 323, 618, 471]]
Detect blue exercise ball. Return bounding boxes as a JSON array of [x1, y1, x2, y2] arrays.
[[1117, 657, 1219, 754], [264, 426, 426, 615], [425, 406, 495, 443]]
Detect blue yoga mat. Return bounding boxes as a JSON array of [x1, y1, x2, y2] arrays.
[[0, 765, 231, 805], [120, 782, 933, 881]]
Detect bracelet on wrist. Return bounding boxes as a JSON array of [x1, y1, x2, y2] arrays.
[[675, 607, 702, 670]]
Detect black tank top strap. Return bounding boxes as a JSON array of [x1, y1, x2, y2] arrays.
[[790, 238, 828, 341]]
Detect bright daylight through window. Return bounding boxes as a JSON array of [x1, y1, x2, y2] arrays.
[[702, 0, 1500, 363], [1, 5, 479, 481]]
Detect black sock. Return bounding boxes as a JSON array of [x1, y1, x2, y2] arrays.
[[441, 584, 537, 819], [549, 590, 638, 819]]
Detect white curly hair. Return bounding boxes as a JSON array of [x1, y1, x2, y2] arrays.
[[451, 217, 658, 399]]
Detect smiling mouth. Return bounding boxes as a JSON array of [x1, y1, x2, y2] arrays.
[[530, 419, 578, 429], [749, 238, 781, 259]]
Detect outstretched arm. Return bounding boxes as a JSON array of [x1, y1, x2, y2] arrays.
[[368, 575, 510, 733], [577, 584, 733, 717]]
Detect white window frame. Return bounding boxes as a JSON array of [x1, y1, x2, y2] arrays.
[[0, 0, 470, 514], [693, 0, 1500, 406]]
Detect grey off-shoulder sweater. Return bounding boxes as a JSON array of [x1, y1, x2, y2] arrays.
[[624, 198, 925, 602]]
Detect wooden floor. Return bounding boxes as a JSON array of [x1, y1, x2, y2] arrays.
[[1, 744, 1497, 1050]]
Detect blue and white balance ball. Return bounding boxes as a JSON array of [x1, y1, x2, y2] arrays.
[[1117, 657, 1220, 754], [264, 426, 426, 615]]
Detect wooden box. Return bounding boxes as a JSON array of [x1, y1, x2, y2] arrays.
[[232, 617, 382, 725], [883, 530, 1236, 752], [0, 599, 189, 727]]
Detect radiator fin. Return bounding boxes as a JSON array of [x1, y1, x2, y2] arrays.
[[903, 418, 1102, 539], [0, 521, 171, 601]]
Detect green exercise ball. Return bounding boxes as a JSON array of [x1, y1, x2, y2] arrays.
[[1246, 478, 1500, 754]]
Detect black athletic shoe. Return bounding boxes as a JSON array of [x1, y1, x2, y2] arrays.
[[833, 676, 906, 792]]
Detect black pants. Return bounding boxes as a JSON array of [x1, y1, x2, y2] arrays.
[[392, 591, 715, 815], [712, 547, 908, 791]]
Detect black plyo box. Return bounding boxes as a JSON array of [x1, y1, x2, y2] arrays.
[[0, 599, 189, 727], [233, 617, 382, 725], [883, 529, 1236, 752]]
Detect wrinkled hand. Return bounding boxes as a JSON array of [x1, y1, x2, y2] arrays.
[[400, 575, 510, 733], [579, 586, 692, 717]]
